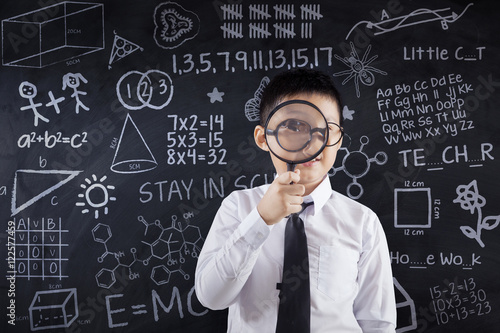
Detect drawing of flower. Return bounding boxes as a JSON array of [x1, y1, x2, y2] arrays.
[[454, 180, 499, 248], [453, 180, 485, 214]]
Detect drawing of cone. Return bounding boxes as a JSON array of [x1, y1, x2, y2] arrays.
[[111, 114, 157, 174]]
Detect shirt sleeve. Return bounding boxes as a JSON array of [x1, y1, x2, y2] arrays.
[[194, 192, 273, 310], [353, 211, 397, 333]]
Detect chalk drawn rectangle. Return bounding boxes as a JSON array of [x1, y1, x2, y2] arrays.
[[29, 288, 78, 330], [1, 2, 104, 68], [394, 188, 431, 228]]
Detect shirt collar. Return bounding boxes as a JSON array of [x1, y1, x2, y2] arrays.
[[302, 175, 331, 216]]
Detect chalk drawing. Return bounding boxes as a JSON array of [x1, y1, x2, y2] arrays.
[[18, 74, 91, 123], [18, 81, 49, 127], [394, 278, 417, 333], [207, 87, 225, 103], [45, 91, 65, 114], [333, 43, 387, 98], [62, 73, 89, 114], [453, 180, 500, 248], [108, 31, 143, 69], [116, 70, 174, 110], [29, 288, 78, 331], [153, 2, 200, 49], [110, 114, 158, 174], [2, 2, 104, 68], [342, 105, 355, 121], [93, 213, 202, 288], [345, 3, 474, 40], [220, 3, 322, 39], [331, 136, 387, 199], [394, 188, 432, 228], [11, 169, 82, 216], [245, 76, 270, 122], [12, 217, 68, 280], [76, 174, 116, 219]]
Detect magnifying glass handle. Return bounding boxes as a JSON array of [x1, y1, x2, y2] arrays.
[[287, 163, 296, 184]]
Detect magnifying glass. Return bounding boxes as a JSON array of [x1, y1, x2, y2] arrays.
[[265, 100, 329, 172]]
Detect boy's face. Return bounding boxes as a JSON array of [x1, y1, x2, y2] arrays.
[[255, 93, 342, 195]]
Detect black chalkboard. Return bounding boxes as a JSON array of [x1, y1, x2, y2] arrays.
[[1, 0, 499, 332]]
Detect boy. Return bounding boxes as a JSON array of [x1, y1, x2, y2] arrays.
[[195, 69, 396, 332]]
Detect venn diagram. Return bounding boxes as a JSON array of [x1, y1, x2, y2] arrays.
[[116, 69, 174, 110]]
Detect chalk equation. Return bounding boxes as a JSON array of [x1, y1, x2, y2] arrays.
[[17, 131, 88, 149], [166, 114, 226, 165], [429, 277, 492, 326], [106, 287, 207, 328]]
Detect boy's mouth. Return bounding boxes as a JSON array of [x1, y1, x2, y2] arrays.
[[301, 156, 321, 167]]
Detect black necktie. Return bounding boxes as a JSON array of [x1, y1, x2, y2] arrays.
[[276, 201, 313, 333]]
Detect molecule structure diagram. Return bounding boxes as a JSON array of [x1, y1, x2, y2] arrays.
[[92, 213, 203, 288], [331, 135, 388, 199]]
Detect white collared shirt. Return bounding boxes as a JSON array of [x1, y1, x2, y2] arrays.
[[195, 176, 396, 332]]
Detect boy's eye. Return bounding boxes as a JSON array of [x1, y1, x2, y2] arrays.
[[284, 119, 308, 132]]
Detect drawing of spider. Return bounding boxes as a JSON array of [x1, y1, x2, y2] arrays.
[[333, 42, 387, 98]]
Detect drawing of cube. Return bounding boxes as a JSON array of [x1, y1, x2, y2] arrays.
[[2, 2, 104, 68], [29, 288, 78, 330], [394, 188, 431, 228]]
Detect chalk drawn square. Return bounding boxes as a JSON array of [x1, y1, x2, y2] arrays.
[[2, 2, 104, 68], [394, 188, 431, 228], [29, 288, 78, 330]]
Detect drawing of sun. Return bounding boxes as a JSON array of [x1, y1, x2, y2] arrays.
[[76, 174, 116, 219]]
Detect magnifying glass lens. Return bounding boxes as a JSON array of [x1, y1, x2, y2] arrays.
[[276, 119, 311, 151], [265, 100, 329, 166]]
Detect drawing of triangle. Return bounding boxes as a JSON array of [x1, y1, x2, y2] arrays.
[[111, 114, 158, 174], [11, 170, 82, 216], [108, 32, 143, 68]]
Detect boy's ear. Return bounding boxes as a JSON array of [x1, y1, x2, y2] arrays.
[[254, 125, 269, 151]]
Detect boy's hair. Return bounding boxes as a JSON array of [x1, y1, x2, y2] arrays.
[[259, 68, 343, 127]]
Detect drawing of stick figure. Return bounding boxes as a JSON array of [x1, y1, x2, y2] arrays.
[[19, 81, 49, 127], [62, 73, 89, 114]]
